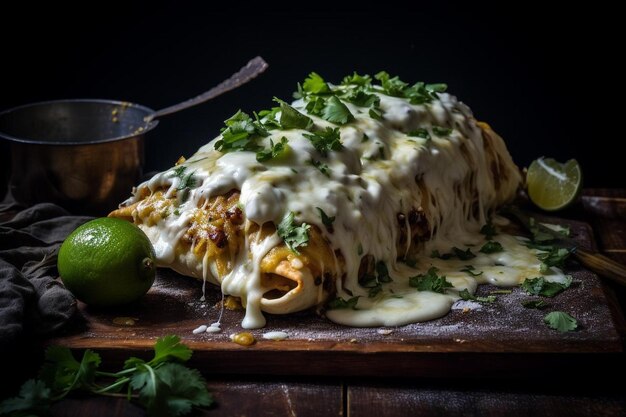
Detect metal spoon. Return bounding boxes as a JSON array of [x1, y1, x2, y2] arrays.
[[144, 56, 268, 124]]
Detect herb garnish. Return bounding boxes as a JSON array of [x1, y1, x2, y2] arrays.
[[521, 276, 572, 297], [409, 267, 453, 293], [303, 127, 343, 156], [544, 311, 578, 332], [458, 289, 496, 303], [256, 137, 290, 162], [360, 261, 393, 298], [0, 336, 212, 417], [479, 241, 504, 254], [327, 296, 360, 310], [460, 265, 483, 277], [273, 98, 314, 130], [214, 110, 266, 153], [309, 159, 331, 177], [522, 299, 549, 309], [277, 212, 310, 254], [538, 247, 572, 273], [480, 220, 497, 240], [316, 207, 335, 232]]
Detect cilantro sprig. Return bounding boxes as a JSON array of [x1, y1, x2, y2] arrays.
[[0, 336, 212, 417], [409, 267, 453, 293], [277, 212, 311, 254], [359, 260, 393, 298], [544, 311, 578, 332], [521, 276, 572, 297]]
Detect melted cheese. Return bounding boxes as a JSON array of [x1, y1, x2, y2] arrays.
[[122, 86, 536, 329]]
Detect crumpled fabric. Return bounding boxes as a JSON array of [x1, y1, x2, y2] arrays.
[[0, 202, 92, 351]]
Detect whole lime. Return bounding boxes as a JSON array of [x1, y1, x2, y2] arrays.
[[58, 217, 156, 307]]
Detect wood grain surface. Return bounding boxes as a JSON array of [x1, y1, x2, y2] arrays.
[[48, 217, 624, 378]]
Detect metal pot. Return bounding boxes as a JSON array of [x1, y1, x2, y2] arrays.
[[0, 56, 268, 215], [0, 99, 157, 215]]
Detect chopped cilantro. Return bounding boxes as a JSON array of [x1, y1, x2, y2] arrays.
[[256, 137, 290, 162], [480, 220, 497, 239], [303, 127, 343, 156], [277, 212, 310, 254], [458, 288, 496, 303], [359, 260, 393, 298], [341, 72, 372, 87], [544, 311, 578, 332], [480, 241, 504, 254], [460, 265, 483, 277], [407, 128, 431, 140], [538, 247, 572, 273], [344, 89, 380, 108], [453, 247, 476, 260], [309, 159, 331, 177], [273, 98, 314, 130], [302, 72, 330, 94], [409, 267, 453, 293], [315, 207, 335, 230], [369, 107, 383, 120], [327, 296, 360, 310], [214, 110, 266, 153], [432, 126, 453, 136], [521, 276, 572, 297], [322, 96, 354, 125], [522, 299, 548, 309]]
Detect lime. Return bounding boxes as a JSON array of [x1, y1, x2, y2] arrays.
[[58, 217, 156, 307], [526, 157, 582, 211]]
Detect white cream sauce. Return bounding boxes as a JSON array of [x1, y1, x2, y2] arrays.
[[122, 85, 545, 329]]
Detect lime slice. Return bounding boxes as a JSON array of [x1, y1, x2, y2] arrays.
[[526, 157, 582, 211]]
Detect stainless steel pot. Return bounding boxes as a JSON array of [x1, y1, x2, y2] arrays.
[[0, 99, 157, 215]]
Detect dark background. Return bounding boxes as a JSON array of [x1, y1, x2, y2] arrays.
[[1, 3, 623, 188]]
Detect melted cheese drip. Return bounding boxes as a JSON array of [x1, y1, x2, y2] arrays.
[[125, 89, 535, 328]]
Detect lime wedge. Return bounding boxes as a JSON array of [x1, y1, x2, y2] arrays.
[[526, 157, 582, 211]]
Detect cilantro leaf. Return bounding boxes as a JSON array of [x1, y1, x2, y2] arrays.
[[256, 137, 290, 162], [480, 241, 504, 254], [374, 71, 408, 97], [322, 96, 354, 125], [432, 126, 453, 136], [316, 207, 335, 231], [305, 96, 327, 116], [277, 212, 310, 254], [409, 267, 453, 293], [302, 72, 330, 94], [522, 299, 549, 309], [149, 363, 213, 417], [460, 265, 483, 277], [273, 98, 314, 130], [303, 127, 343, 156], [369, 107, 383, 120], [521, 276, 572, 297], [341, 72, 372, 87], [150, 335, 193, 366], [376, 261, 392, 283], [529, 217, 556, 243], [214, 110, 267, 153], [0, 379, 52, 415], [407, 128, 431, 140], [458, 288, 496, 303], [344, 89, 379, 108], [39, 346, 101, 393], [544, 311, 578, 332], [538, 247, 572, 273], [453, 247, 476, 260], [309, 159, 331, 177], [480, 221, 497, 239], [327, 296, 360, 310]]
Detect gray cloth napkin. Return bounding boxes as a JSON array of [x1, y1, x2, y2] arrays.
[[0, 202, 92, 351]]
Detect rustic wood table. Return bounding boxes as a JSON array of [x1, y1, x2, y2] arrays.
[[5, 189, 626, 416]]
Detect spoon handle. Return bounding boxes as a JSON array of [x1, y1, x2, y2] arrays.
[[147, 56, 269, 121]]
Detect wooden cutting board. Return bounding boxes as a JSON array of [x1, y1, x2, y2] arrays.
[[49, 218, 624, 378]]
